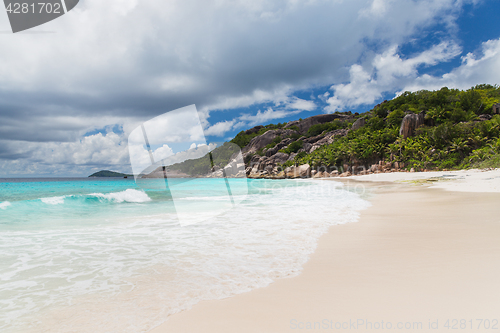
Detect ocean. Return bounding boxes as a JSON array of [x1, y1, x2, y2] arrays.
[[0, 177, 370, 332]]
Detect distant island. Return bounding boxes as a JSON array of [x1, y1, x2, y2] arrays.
[[88, 170, 132, 178]]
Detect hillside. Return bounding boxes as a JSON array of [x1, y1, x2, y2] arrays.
[[230, 84, 500, 179]]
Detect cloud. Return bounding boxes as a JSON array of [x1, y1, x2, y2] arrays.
[[0, 0, 488, 175], [238, 107, 302, 126], [284, 97, 317, 111], [203, 96, 317, 137], [0, 0, 470, 130], [204, 120, 237, 137], [401, 38, 500, 92], [0, 132, 130, 176], [325, 41, 462, 112]]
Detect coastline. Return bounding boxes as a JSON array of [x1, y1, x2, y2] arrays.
[[151, 172, 500, 333]]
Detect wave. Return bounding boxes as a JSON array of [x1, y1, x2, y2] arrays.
[[0, 201, 11, 210], [89, 189, 151, 203], [37, 190, 152, 206], [41, 196, 65, 205]]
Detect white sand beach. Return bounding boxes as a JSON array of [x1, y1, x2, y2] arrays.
[[152, 169, 500, 333], [344, 168, 500, 193]]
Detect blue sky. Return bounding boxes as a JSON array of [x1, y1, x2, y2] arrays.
[[0, 0, 499, 177]]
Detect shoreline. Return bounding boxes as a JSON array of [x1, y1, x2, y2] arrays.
[[151, 173, 500, 333]]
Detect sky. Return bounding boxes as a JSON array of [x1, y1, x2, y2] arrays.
[[0, 0, 499, 177]]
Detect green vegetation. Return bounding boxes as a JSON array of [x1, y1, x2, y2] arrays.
[[286, 85, 500, 171], [88, 170, 132, 178], [280, 140, 303, 154], [306, 119, 347, 137]]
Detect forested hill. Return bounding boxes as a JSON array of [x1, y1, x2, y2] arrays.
[[230, 84, 500, 178]]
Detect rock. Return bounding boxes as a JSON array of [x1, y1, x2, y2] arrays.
[[410, 168, 415, 173], [479, 114, 492, 121], [303, 134, 326, 145], [267, 152, 289, 165], [330, 170, 339, 177], [285, 166, 298, 178], [284, 114, 352, 134], [265, 138, 294, 156], [399, 112, 425, 139], [312, 171, 323, 178], [309, 145, 320, 154], [234, 170, 246, 178], [242, 129, 299, 155], [284, 165, 307, 178], [323, 172, 330, 178], [340, 171, 351, 177], [303, 142, 313, 153], [266, 171, 285, 179], [351, 117, 366, 131], [493, 103, 500, 114], [242, 130, 279, 155], [274, 171, 286, 179], [244, 125, 264, 135], [298, 164, 311, 178], [370, 164, 379, 172], [287, 153, 297, 162], [313, 129, 349, 147]]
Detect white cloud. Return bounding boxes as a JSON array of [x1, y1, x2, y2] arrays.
[[401, 38, 500, 93], [0, 132, 130, 176], [204, 120, 236, 137], [284, 97, 317, 111], [325, 41, 462, 112], [239, 107, 301, 126]]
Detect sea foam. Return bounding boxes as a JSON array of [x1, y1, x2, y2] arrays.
[[41, 196, 65, 205], [0, 201, 11, 210], [89, 189, 151, 203]]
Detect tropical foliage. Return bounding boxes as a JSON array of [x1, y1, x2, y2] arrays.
[[280, 84, 500, 170]]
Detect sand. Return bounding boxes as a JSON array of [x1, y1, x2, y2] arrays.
[[151, 171, 500, 333], [344, 168, 500, 193]]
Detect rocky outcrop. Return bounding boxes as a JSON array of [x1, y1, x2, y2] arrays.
[[282, 164, 311, 179], [493, 103, 500, 114], [265, 138, 293, 156], [399, 112, 425, 139], [311, 129, 348, 149], [244, 125, 264, 135], [242, 129, 299, 155], [351, 117, 366, 131], [267, 152, 290, 165], [284, 114, 352, 134]]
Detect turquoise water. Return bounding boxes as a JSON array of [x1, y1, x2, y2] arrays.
[[0, 177, 370, 332]]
